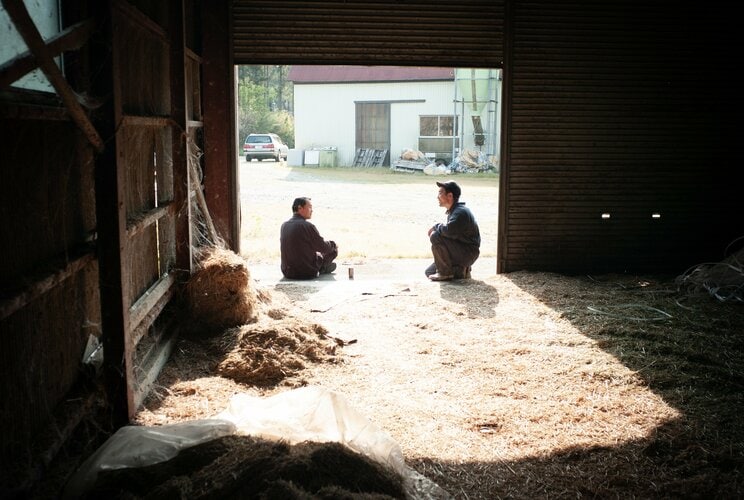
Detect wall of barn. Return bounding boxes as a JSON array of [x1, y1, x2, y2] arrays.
[[0, 111, 101, 487], [499, 1, 742, 273], [0, 0, 204, 494], [232, 0, 505, 67], [232, 0, 741, 275]]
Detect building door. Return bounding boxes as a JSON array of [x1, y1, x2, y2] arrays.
[[355, 102, 390, 166]]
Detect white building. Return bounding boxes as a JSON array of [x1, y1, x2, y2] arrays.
[[288, 66, 501, 168]]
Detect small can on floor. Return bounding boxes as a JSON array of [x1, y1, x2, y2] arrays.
[[348, 267, 354, 280]]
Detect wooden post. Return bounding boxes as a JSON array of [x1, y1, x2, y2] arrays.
[[169, 0, 192, 272], [89, 0, 129, 427], [201, 0, 239, 252]]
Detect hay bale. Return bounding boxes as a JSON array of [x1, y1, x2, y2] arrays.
[[185, 248, 257, 333]]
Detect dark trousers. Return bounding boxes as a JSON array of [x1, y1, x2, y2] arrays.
[[317, 248, 338, 274], [284, 248, 337, 280], [426, 232, 479, 278]]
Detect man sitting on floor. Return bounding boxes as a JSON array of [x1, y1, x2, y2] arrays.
[[280, 197, 338, 279]]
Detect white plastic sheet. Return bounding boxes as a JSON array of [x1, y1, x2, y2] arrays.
[[215, 386, 408, 477], [63, 419, 237, 498], [64, 386, 451, 499]]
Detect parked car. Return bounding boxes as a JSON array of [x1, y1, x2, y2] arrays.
[[243, 133, 289, 162]]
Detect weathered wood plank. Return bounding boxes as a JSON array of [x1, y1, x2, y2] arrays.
[[125, 202, 176, 239], [128, 272, 176, 335], [121, 115, 172, 128], [0, 250, 95, 321], [92, 0, 129, 426], [202, 0, 238, 249], [132, 332, 177, 412], [172, 0, 193, 272]]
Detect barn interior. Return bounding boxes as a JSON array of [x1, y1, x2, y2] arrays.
[[1, 0, 742, 498]]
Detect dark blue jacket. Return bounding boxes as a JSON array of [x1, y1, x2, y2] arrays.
[[432, 202, 481, 250], [280, 214, 336, 278]]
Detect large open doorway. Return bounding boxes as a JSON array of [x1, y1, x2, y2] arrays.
[[236, 65, 502, 280]]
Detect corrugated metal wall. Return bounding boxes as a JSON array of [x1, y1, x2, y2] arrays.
[[233, 0, 504, 67], [501, 1, 741, 273]]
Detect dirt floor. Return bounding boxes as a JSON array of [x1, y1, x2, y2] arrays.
[[132, 161, 743, 499]]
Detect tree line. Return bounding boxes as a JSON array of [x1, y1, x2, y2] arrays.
[[237, 65, 294, 148]]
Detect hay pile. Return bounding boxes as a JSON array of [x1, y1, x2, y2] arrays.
[[215, 320, 337, 387], [83, 434, 406, 499], [140, 248, 340, 411], [184, 247, 258, 332], [182, 246, 340, 387]]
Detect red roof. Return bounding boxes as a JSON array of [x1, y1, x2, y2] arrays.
[[288, 65, 454, 83]]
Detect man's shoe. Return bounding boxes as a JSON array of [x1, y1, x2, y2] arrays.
[[453, 266, 472, 279], [429, 273, 454, 281], [320, 262, 337, 274]]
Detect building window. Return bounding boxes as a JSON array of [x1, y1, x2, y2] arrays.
[[420, 115, 457, 137], [418, 115, 458, 162], [0, 1, 61, 93]]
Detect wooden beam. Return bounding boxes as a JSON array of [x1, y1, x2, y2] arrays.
[[0, 18, 95, 90], [128, 272, 176, 335], [1, 0, 104, 152], [90, 1, 129, 428], [170, 0, 193, 272], [185, 47, 202, 64], [128, 274, 177, 350], [0, 250, 95, 321], [132, 332, 177, 412], [125, 202, 176, 239], [202, 0, 238, 250], [121, 115, 172, 128]]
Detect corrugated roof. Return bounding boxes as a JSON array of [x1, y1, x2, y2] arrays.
[[288, 65, 454, 83]]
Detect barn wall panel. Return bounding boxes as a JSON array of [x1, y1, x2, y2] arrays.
[[501, 1, 741, 273], [0, 116, 99, 475]]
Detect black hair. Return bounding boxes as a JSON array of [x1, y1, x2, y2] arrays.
[[292, 197, 311, 213]]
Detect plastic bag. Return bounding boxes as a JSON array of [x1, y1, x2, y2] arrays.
[[215, 386, 407, 476], [64, 387, 451, 499], [63, 419, 237, 498]]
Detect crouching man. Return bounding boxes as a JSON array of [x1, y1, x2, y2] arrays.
[[426, 181, 481, 281]]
